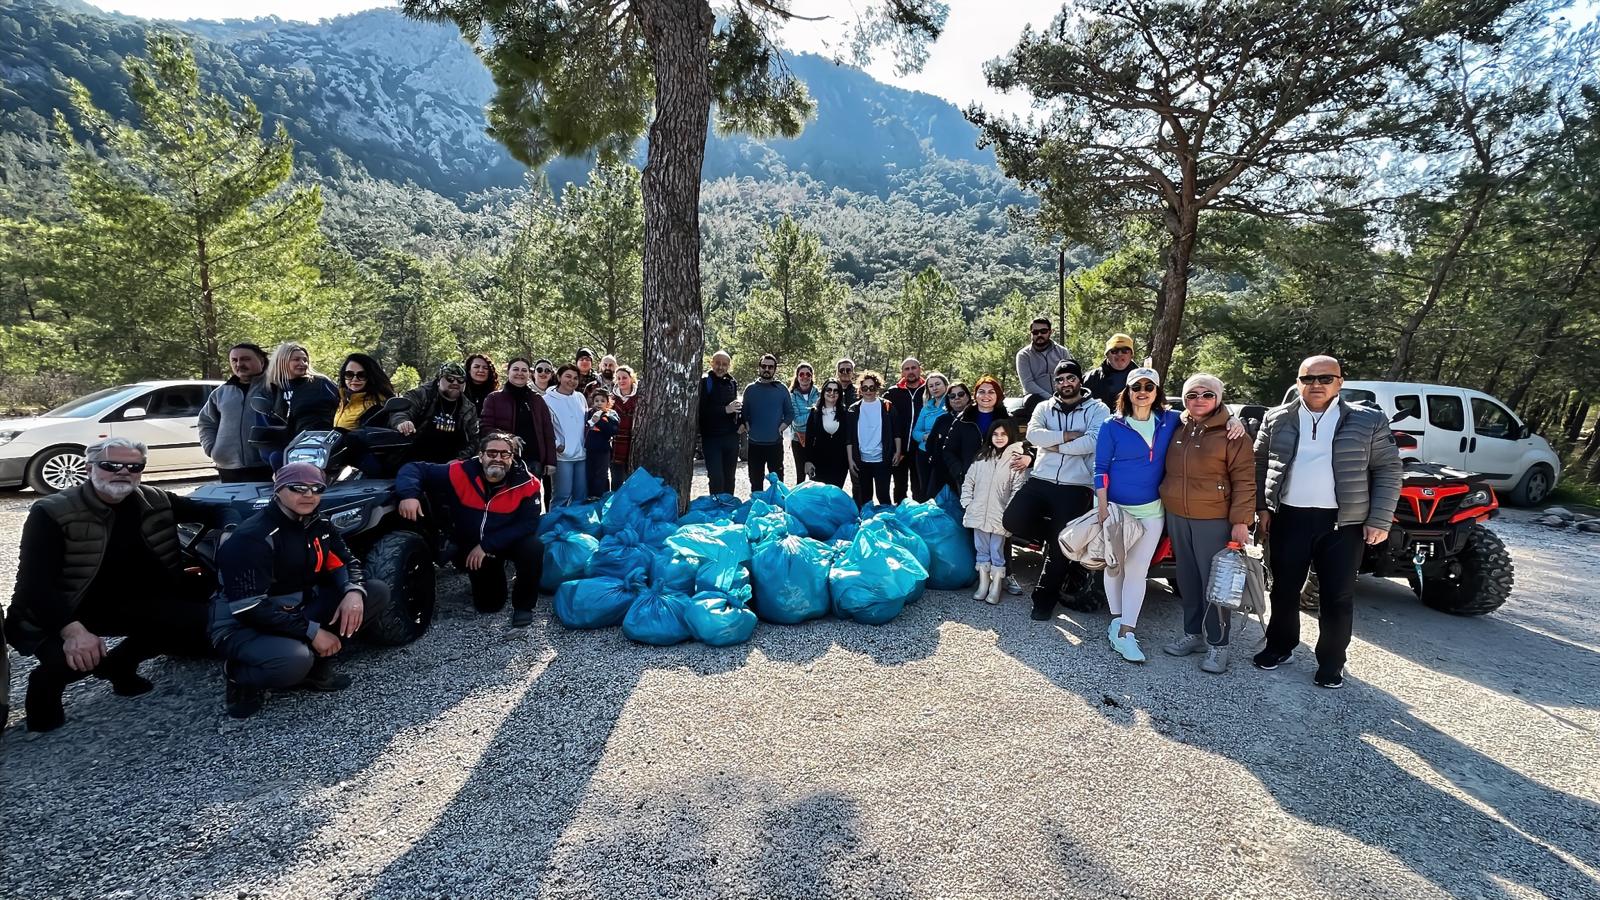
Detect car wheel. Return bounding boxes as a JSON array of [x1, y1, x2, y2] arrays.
[[27, 446, 89, 494], [1509, 464, 1553, 506]]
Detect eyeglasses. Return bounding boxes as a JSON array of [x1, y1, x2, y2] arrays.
[[1130, 382, 1159, 393], [95, 460, 145, 474], [341, 371, 366, 382], [1184, 391, 1219, 401], [860, 384, 881, 393], [442, 376, 465, 385], [837, 366, 854, 373], [1107, 347, 1133, 356], [481, 449, 514, 460], [1298, 374, 1339, 385], [1031, 328, 1051, 336], [281, 483, 325, 496]]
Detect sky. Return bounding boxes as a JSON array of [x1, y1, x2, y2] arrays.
[[89, 0, 1057, 115]]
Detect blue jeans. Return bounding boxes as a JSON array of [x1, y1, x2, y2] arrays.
[[550, 458, 585, 507], [973, 529, 1006, 566]]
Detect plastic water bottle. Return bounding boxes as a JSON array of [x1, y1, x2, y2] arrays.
[[1206, 542, 1248, 610]]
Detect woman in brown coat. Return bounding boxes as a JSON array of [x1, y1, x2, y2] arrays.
[[1159, 373, 1257, 673], [480, 357, 558, 480]]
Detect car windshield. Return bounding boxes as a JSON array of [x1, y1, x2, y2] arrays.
[[44, 385, 138, 418]]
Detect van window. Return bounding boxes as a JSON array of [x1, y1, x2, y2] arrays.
[[1340, 388, 1377, 406], [1427, 394, 1465, 432], [1471, 397, 1518, 439], [1392, 394, 1421, 423]]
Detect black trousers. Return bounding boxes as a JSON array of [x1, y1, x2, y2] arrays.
[[1002, 479, 1094, 602], [703, 433, 739, 495], [217, 466, 273, 483], [218, 581, 389, 689], [791, 439, 808, 483], [27, 573, 214, 693], [914, 448, 942, 502], [465, 533, 544, 612], [891, 450, 924, 503], [748, 441, 785, 492], [585, 456, 611, 500], [1265, 505, 1366, 673], [853, 459, 893, 507]]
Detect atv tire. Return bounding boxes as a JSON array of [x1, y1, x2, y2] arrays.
[[1412, 524, 1513, 616], [363, 531, 436, 645]]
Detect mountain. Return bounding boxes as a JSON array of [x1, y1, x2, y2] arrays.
[[0, 0, 999, 199]]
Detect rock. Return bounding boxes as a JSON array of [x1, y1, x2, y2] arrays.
[[1537, 516, 1570, 528], [1578, 521, 1600, 534], [1543, 506, 1575, 520]]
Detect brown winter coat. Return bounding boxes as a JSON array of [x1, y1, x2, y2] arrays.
[[1160, 407, 1256, 525]]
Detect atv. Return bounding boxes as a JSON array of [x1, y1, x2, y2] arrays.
[[177, 397, 442, 645]]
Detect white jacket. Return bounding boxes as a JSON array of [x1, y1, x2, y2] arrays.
[[1058, 503, 1147, 576], [960, 444, 1028, 534], [1026, 391, 1110, 487]]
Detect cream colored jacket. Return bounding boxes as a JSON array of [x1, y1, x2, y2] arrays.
[[1057, 502, 1148, 576], [960, 443, 1029, 534]]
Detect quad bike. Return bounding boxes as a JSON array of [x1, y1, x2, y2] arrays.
[[177, 397, 443, 646]]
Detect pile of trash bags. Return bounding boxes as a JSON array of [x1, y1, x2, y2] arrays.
[[540, 471, 976, 647]]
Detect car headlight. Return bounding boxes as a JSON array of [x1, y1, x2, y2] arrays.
[[0, 429, 20, 446], [284, 446, 330, 469], [1462, 489, 1491, 508]]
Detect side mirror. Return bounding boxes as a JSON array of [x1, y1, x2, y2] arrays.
[[122, 406, 147, 420]]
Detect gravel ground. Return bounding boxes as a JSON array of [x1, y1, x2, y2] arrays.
[[2, 471, 1598, 899]]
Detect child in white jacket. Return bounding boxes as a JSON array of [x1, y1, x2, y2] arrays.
[[960, 420, 1029, 605]]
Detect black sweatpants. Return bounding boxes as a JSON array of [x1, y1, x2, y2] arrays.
[[748, 441, 785, 492], [218, 581, 391, 689], [1002, 479, 1094, 603], [790, 439, 808, 484], [27, 573, 214, 693], [1265, 505, 1366, 673], [891, 452, 922, 503], [465, 533, 544, 612], [853, 459, 893, 507], [703, 433, 739, 495]]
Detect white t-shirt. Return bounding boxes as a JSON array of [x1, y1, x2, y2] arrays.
[[544, 387, 589, 462], [1283, 403, 1340, 509], [856, 400, 885, 463]]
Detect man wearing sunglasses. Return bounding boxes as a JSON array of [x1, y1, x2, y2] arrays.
[[741, 353, 795, 491], [390, 361, 482, 464], [212, 462, 388, 718], [1084, 333, 1137, 406], [7, 437, 231, 732], [1015, 317, 1074, 420], [1252, 355, 1402, 689], [397, 432, 543, 627]]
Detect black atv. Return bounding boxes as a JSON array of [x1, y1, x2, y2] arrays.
[[178, 398, 441, 645]]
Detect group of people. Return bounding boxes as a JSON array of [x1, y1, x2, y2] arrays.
[[2, 317, 1400, 736]]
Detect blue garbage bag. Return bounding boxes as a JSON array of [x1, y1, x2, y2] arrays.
[[649, 549, 702, 594], [536, 499, 603, 539], [554, 569, 649, 629], [637, 518, 679, 548], [602, 469, 676, 535], [587, 526, 657, 580], [894, 500, 976, 590], [830, 520, 860, 544], [743, 498, 801, 546], [540, 532, 600, 592], [750, 534, 832, 624], [784, 481, 858, 540], [860, 502, 896, 520], [751, 472, 789, 508], [867, 511, 931, 582], [828, 520, 928, 625], [679, 493, 741, 526], [622, 588, 692, 645], [683, 586, 758, 646], [934, 485, 965, 530], [664, 522, 751, 575]]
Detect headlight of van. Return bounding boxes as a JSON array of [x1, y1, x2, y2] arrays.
[[0, 429, 21, 447]]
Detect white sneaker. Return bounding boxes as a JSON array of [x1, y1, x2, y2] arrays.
[[1163, 633, 1205, 657], [1004, 574, 1024, 595], [1112, 631, 1146, 664]]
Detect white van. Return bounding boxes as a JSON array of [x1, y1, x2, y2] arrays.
[[1277, 380, 1561, 506]]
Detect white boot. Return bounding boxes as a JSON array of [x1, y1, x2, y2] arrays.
[[984, 568, 1004, 605], [972, 563, 991, 601]]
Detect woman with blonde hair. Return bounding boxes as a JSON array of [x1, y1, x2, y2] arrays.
[[264, 342, 339, 465]]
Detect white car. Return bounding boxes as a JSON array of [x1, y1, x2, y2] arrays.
[[0, 380, 222, 494], [1279, 379, 1561, 506]]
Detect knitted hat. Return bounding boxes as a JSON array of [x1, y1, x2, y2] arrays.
[[1054, 358, 1083, 380]]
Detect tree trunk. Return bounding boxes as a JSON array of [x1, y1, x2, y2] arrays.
[[1148, 206, 1197, 375], [195, 231, 220, 379], [1564, 399, 1588, 447], [1504, 234, 1600, 410], [1388, 180, 1495, 380], [1578, 413, 1600, 468], [629, 0, 714, 506], [1480, 320, 1530, 395]]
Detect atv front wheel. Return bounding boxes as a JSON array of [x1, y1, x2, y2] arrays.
[[363, 531, 437, 645], [1411, 524, 1513, 616]]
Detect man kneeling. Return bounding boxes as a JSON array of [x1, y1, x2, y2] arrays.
[[6, 437, 226, 733], [211, 462, 387, 719], [396, 432, 543, 627]]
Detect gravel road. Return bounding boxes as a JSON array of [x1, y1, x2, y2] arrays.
[[2, 473, 1597, 899]]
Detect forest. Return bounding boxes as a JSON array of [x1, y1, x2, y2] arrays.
[[1, 0, 1599, 496]]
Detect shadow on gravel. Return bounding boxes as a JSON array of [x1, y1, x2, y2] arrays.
[[751, 596, 945, 670]]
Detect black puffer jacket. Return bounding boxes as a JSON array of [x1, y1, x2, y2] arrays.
[[941, 405, 1018, 492]]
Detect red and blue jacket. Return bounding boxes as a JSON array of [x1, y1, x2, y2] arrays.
[[397, 457, 542, 555], [1094, 409, 1182, 506]]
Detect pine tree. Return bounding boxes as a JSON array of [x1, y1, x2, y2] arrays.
[[730, 214, 843, 378], [559, 161, 644, 360], [874, 266, 966, 371]]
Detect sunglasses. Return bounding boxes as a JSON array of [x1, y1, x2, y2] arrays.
[[535, 367, 553, 375], [1298, 374, 1339, 385], [1031, 328, 1051, 336], [760, 363, 777, 369], [1130, 382, 1159, 393], [860, 384, 881, 393], [798, 371, 813, 377], [823, 388, 840, 393], [481, 449, 515, 460], [281, 483, 325, 495], [442, 375, 465, 385], [1107, 347, 1133, 355], [837, 366, 854, 373], [948, 391, 969, 399], [95, 460, 146, 474], [1184, 391, 1219, 401], [341, 370, 366, 381], [1055, 374, 1078, 383]]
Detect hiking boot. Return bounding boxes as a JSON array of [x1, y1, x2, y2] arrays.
[[1003, 574, 1024, 596], [1164, 633, 1205, 657], [1201, 646, 1230, 674], [511, 609, 535, 628], [225, 678, 264, 720], [300, 658, 352, 692], [1314, 668, 1345, 689], [972, 563, 991, 601], [1252, 648, 1294, 670], [1111, 630, 1146, 664], [24, 670, 66, 733]]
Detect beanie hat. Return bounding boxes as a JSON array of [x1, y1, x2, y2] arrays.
[[1054, 358, 1083, 380], [1181, 373, 1225, 398], [273, 461, 326, 491]]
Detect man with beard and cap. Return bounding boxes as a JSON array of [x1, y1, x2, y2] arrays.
[[397, 432, 544, 628], [698, 350, 742, 496], [1003, 359, 1111, 621], [391, 361, 481, 464], [7, 437, 230, 732], [597, 354, 619, 393], [1015, 317, 1074, 421], [199, 342, 273, 482], [212, 461, 387, 719], [1084, 333, 1137, 406]]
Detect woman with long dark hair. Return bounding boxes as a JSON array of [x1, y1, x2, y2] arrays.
[[334, 353, 396, 430], [803, 378, 850, 488], [464, 353, 498, 414], [788, 362, 819, 483]]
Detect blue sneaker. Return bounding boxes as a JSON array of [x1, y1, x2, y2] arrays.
[[1107, 616, 1122, 642], [1111, 631, 1146, 664]]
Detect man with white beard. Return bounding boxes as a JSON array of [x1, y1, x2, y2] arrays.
[[396, 432, 544, 628], [6, 437, 225, 733]]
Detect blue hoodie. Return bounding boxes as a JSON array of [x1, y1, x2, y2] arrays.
[[1094, 409, 1182, 506], [912, 395, 946, 450]]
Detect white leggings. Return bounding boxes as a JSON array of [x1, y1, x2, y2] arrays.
[[1103, 517, 1165, 629]]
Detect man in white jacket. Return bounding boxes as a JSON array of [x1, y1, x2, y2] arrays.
[[1003, 360, 1110, 620]]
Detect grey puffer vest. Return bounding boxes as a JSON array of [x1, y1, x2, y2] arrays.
[[1254, 397, 1403, 529]]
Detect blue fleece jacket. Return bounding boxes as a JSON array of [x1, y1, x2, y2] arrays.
[[742, 379, 794, 445], [1094, 410, 1182, 506]]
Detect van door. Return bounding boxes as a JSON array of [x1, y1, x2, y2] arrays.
[[1385, 391, 1425, 461], [1419, 389, 1469, 469], [108, 385, 209, 471], [1465, 392, 1525, 485]]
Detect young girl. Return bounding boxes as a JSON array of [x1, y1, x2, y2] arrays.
[[583, 385, 620, 500], [960, 420, 1029, 605]]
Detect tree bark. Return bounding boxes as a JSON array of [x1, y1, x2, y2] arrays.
[[1148, 206, 1197, 375], [1564, 398, 1588, 447], [630, 0, 714, 506], [1387, 180, 1495, 380], [1578, 413, 1600, 468], [1503, 234, 1600, 410], [195, 230, 220, 380]]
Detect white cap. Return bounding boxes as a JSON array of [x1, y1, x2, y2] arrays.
[[1127, 367, 1161, 387]]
